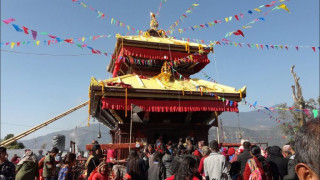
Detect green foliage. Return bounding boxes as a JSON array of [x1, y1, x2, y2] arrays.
[[1, 134, 25, 149], [278, 97, 319, 141]]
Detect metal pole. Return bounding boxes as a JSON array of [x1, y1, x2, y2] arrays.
[[129, 104, 133, 153], [217, 127, 220, 144]]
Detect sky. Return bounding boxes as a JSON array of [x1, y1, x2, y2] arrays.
[[0, 0, 319, 141]]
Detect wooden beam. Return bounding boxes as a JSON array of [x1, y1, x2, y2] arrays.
[[109, 109, 124, 124]]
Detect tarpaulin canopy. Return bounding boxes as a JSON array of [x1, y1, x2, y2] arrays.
[[101, 97, 238, 112]]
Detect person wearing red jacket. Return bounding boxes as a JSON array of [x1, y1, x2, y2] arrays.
[[198, 146, 210, 178], [243, 145, 270, 180]]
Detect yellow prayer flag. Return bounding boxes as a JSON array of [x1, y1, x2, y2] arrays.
[[255, 44, 259, 49], [242, 26, 252, 29], [234, 42, 237, 47], [225, 17, 229, 22], [82, 37, 85, 42], [193, 4, 199, 6], [11, 42, 15, 49], [279, 0, 285, 2], [81, 3, 87, 8], [279, 4, 290, 13], [36, 41, 40, 45], [254, 8, 261, 12], [280, 45, 283, 49]]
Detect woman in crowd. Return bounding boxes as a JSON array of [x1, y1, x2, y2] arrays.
[[15, 150, 39, 180], [86, 144, 102, 178], [92, 162, 109, 180], [57, 152, 76, 180], [166, 156, 200, 180], [198, 146, 210, 180], [243, 145, 269, 180]]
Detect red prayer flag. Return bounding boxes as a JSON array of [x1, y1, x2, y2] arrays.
[[295, 46, 299, 51], [260, 44, 263, 49], [48, 35, 57, 39], [64, 39, 73, 43], [22, 26, 29, 34], [233, 29, 244, 37], [312, 47, 316, 52], [234, 15, 239, 20], [17, 42, 20, 46]]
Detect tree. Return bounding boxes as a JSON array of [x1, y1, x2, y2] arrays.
[[1, 134, 25, 149], [277, 65, 319, 140]]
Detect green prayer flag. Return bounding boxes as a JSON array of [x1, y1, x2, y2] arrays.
[[313, 110, 319, 118]]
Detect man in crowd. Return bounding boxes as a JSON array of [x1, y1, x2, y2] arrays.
[[237, 141, 252, 174], [294, 119, 319, 180], [204, 140, 228, 180], [284, 141, 298, 180], [0, 146, 15, 180], [43, 147, 59, 180]]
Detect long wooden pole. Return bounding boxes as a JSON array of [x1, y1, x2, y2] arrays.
[[0, 101, 88, 147]]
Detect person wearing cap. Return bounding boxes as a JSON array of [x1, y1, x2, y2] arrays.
[[0, 146, 15, 180], [43, 147, 59, 180]]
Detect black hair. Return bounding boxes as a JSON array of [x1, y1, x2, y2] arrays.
[[0, 146, 6, 153], [294, 119, 320, 176], [174, 156, 198, 180], [63, 152, 76, 164], [243, 141, 251, 150], [128, 150, 140, 179], [50, 147, 59, 154], [250, 145, 269, 173], [289, 141, 295, 151], [209, 140, 219, 151], [269, 146, 282, 157], [91, 144, 101, 156]]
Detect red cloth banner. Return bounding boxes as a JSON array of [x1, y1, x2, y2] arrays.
[[101, 97, 238, 112]]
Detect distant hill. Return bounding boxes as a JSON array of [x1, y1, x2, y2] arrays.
[[21, 124, 112, 152], [21, 110, 289, 150]]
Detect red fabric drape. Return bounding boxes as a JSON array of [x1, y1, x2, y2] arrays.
[[112, 46, 210, 77], [121, 46, 210, 63], [101, 98, 238, 112]]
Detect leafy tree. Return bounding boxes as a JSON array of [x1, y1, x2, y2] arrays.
[[277, 98, 319, 141], [1, 134, 25, 149]]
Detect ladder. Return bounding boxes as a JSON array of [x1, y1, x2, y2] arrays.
[[0, 101, 89, 147]]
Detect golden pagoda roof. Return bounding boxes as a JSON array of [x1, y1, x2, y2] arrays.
[[116, 34, 208, 48], [90, 74, 246, 99]]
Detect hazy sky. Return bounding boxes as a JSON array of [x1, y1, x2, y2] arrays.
[[1, 0, 319, 140]]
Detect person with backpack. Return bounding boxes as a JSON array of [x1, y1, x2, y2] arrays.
[[57, 152, 76, 180], [15, 150, 39, 180], [243, 145, 270, 180]]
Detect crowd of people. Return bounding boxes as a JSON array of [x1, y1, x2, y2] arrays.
[[0, 119, 319, 180]]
